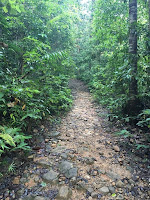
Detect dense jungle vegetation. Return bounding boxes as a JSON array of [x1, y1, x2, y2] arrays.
[[0, 0, 150, 166], [0, 0, 78, 159], [74, 0, 150, 127]]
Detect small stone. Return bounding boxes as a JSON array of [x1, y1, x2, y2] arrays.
[[85, 175, 90, 180], [70, 177, 77, 185], [106, 140, 111, 144], [127, 184, 132, 190], [85, 157, 95, 165], [95, 184, 102, 189], [65, 167, 78, 178], [17, 189, 24, 196], [116, 180, 124, 188], [36, 159, 51, 167], [116, 194, 124, 200], [88, 197, 92, 200], [13, 177, 20, 184], [91, 192, 98, 198], [57, 186, 72, 200], [99, 186, 109, 195], [4, 189, 9, 198], [59, 176, 66, 181], [51, 144, 57, 148], [118, 158, 123, 165], [59, 161, 73, 173], [33, 129, 38, 133], [24, 195, 34, 200], [50, 132, 61, 137], [41, 125, 44, 129], [130, 139, 134, 143], [112, 182, 116, 186], [25, 177, 37, 188], [34, 176, 40, 182], [66, 133, 71, 137], [100, 169, 106, 174], [20, 177, 27, 183], [34, 197, 45, 200], [69, 154, 76, 160], [28, 155, 34, 159], [109, 186, 115, 194], [113, 145, 120, 152], [42, 170, 59, 183], [61, 153, 68, 159], [107, 171, 120, 180], [45, 139, 49, 143], [128, 179, 134, 185], [87, 187, 94, 193], [77, 182, 88, 191], [45, 144, 51, 152], [93, 170, 98, 176]]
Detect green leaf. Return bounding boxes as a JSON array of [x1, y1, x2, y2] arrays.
[[21, 113, 42, 120], [41, 181, 47, 187], [136, 144, 149, 150], [27, 92, 33, 98], [143, 109, 150, 115], [15, 5, 21, 13], [0, 134, 16, 147], [112, 193, 116, 197], [3, 6, 8, 13], [0, 93, 4, 99]]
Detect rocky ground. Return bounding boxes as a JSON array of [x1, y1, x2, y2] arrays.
[[0, 79, 149, 200]]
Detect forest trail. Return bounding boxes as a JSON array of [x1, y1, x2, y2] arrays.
[[1, 80, 149, 200]]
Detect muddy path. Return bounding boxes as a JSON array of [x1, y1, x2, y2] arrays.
[[0, 79, 149, 200]]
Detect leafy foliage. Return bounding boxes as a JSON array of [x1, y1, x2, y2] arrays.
[[0, 126, 31, 156], [137, 109, 150, 128], [115, 129, 133, 138], [74, 0, 150, 124], [0, 0, 78, 157]]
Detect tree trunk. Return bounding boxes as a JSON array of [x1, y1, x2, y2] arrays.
[[129, 0, 137, 98], [149, 0, 150, 31], [127, 0, 140, 116], [148, 0, 150, 53]]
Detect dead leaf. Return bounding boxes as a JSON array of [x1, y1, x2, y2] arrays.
[[22, 104, 26, 110]]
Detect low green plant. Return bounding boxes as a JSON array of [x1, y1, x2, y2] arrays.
[[0, 126, 31, 156], [115, 129, 132, 138], [135, 144, 149, 150], [8, 161, 16, 173], [137, 109, 150, 128]]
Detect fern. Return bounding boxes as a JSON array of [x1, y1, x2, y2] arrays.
[[0, 134, 16, 147], [0, 126, 31, 156], [8, 162, 16, 173]]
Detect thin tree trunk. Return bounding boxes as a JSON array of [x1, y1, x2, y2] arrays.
[[129, 0, 138, 99], [149, 0, 150, 31], [148, 0, 150, 54], [127, 0, 139, 116]]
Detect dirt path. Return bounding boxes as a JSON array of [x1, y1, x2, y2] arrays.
[[1, 80, 149, 200]]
